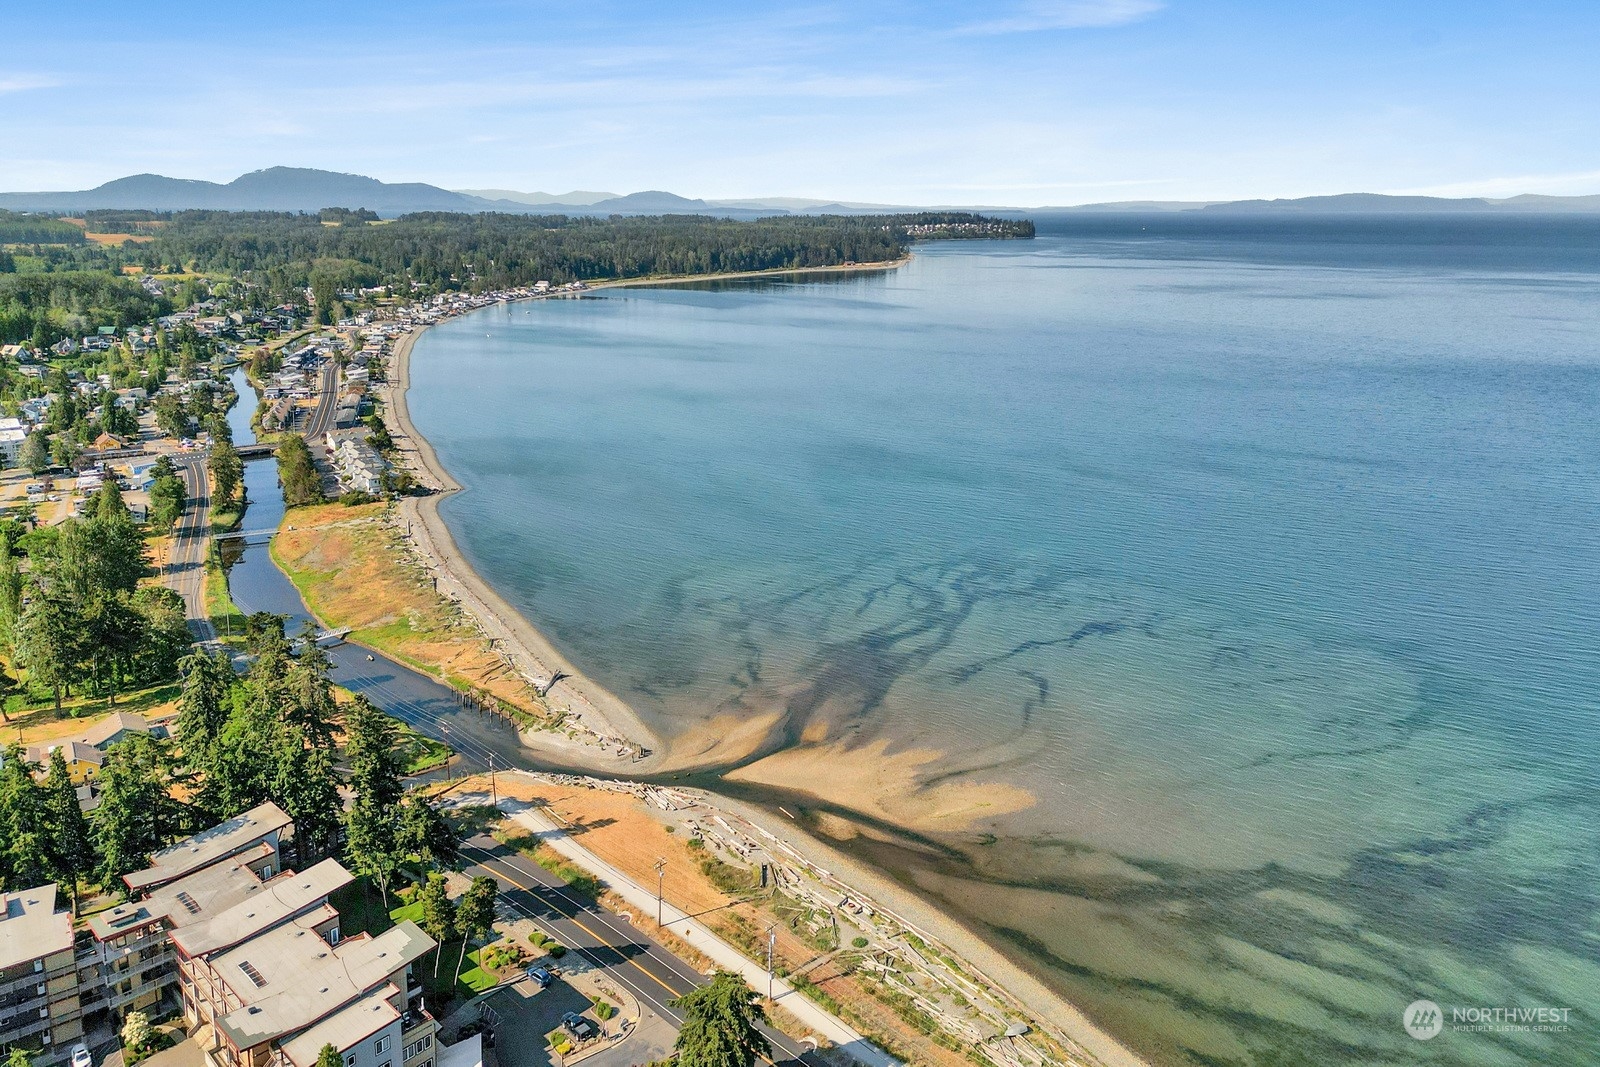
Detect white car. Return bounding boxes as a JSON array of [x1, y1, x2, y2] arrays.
[[70, 1044, 92, 1067]]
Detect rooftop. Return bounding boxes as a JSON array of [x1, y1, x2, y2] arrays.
[[170, 858, 352, 958], [125, 801, 291, 893], [212, 920, 433, 1050], [80, 711, 158, 747], [0, 884, 73, 971], [88, 843, 278, 942], [277, 991, 400, 1067]]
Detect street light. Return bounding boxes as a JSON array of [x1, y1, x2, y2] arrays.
[[653, 858, 667, 928]]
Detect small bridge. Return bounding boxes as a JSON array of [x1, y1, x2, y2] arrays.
[[312, 628, 352, 646], [214, 527, 280, 542], [236, 442, 278, 458]]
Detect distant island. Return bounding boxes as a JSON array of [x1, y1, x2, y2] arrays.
[[2, 166, 1597, 217]]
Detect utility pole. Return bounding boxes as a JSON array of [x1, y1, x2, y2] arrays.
[[440, 722, 452, 783], [653, 858, 667, 928], [766, 923, 778, 1002], [488, 752, 497, 806]]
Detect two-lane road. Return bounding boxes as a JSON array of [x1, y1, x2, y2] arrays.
[[169, 452, 215, 641], [460, 834, 824, 1067]]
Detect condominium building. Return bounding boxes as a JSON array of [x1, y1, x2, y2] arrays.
[[0, 884, 84, 1064], [5, 802, 442, 1067]]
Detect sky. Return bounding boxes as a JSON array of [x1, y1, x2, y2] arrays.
[[3, 0, 1599, 205]]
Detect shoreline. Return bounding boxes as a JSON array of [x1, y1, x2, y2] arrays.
[[377, 260, 1151, 1067]]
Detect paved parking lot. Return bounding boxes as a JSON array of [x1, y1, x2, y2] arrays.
[[480, 974, 676, 1067]]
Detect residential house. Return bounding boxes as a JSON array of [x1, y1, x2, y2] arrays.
[[22, 741, 105, 785]]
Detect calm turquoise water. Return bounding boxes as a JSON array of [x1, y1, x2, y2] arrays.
[[408, 219, 1600, 1066]]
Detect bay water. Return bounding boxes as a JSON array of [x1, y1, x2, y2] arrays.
[[406, 217, 1600, 1065]]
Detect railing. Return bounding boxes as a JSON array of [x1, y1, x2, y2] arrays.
[[0, 962, 75, 1000], [401, 1006, 433, 1033]]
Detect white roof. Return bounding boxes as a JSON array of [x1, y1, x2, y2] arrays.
[[0, 884, 72, 970]]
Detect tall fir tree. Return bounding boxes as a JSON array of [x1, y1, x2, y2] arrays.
[[93, 734, 176, 892], [0, 744, 50, 891], [43, 747, 95, 914], [673, 971, 773, 1067]]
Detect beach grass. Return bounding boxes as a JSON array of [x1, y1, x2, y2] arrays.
[[269, 501, 550, 725]]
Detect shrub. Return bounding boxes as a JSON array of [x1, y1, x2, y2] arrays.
[[852, 936, 870, 948], [593, 999, 616, 1020]]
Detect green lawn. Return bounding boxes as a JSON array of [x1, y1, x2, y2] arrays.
[[203, 549, 248, 645], [335, 878, 498, 1002]]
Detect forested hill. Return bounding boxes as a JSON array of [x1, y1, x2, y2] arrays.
[[132, 210, 1033, 294]]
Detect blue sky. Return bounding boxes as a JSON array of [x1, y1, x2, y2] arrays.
[[3, 0, 1598, 203]]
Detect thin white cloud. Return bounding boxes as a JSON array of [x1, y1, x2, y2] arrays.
[[0, 74, 61, 94], [958, 0, 1164, 35]]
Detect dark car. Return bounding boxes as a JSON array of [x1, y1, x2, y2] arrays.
[[561, 1012, 598, 1040]]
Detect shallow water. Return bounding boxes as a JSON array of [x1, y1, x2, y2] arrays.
[[407, 217, 1600, 1065]]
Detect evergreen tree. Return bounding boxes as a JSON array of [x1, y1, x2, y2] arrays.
[[15, 591, 84, 712], [344, 697, 405, 905], [93, 479, 131, 523], [94, 734, 175, 891], [0, 744, 50, 891], [43, 748, 94, 914], [454, 875, 499, 983], [285, 641, 339, 750], [417, 873, 457, 976], [209, 437, 244, 510], [673, 971, 772, 1067], [176, 648, 234, 764], [399, 793, 459, 867], [344, 695, 403, 809], [0, 537, 23, 656], [82, 592, 144, 706], [206, 698, 283, 817], [272, 729, 343, 865], [315, 1047, 341, 1067]]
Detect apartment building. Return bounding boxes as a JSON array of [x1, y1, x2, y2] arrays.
[[0, 884, 84, 1065], [7, 802, 441, 1067]]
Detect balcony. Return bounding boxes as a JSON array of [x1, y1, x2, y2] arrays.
[[401, 1006, 433, 1034]]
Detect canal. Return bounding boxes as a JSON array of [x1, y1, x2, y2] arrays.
[[218, 367, 522, 773]]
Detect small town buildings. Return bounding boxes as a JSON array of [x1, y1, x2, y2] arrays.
[[22, 741, 105, 785], [325, 430, 386, 494], [0, 425, 27, 465]]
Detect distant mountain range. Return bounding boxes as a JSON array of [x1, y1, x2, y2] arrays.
[[1, 167, 1598, 217]]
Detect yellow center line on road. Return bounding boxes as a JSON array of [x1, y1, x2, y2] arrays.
[[468, 847, 788, 1067]]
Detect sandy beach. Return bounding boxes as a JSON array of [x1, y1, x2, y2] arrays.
[[375, 261, 1151, 1067]]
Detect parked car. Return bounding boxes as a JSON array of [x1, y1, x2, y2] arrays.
[[562, 1012, 598, 1040], [525, 966, 552, 988], [70, 1044, 92, 1067]]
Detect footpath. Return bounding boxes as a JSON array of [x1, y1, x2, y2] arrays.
[[501, 799, 899, 1067]]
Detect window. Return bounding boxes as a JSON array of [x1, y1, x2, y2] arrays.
[[374, 1037, 390, 1056], [327, 926, 341, 945], [32, 960, 43, 973], [344, 1056, 356, 1067]]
